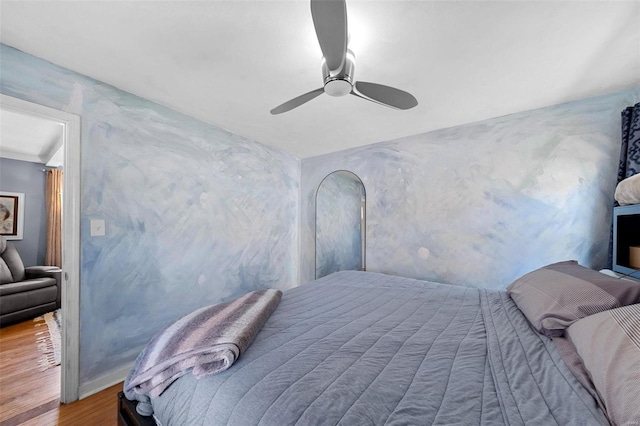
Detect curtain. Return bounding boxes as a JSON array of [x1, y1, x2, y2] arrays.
[[607, 102, 640, 268], [617, 102, 640, 182], [45, 169, 63, 267]]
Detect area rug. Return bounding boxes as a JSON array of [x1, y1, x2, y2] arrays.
[[34, 309, 61, 371]]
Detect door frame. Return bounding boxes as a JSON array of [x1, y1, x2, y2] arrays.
[[1, 94, 81, 403]]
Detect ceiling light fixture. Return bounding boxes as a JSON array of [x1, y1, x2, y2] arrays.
[[270, 0, 417, 115]]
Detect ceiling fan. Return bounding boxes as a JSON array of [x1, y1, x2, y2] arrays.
[[270, 0, 418, 115]]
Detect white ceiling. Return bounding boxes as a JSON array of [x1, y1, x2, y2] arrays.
[[1, 1, 639, 158], [0, 109, 64, 167]]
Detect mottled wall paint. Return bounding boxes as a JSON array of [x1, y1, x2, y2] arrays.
[[301, 88, 640, 288], [316, 171, 364, 278], [0, 45, 300, 384]]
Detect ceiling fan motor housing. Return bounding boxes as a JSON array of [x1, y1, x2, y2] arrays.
[[322, 50, 355, 97]]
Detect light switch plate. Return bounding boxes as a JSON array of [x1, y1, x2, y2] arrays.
[[90, 219, 105, 237]]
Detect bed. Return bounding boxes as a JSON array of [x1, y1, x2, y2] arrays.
[[120, 263, 640, 426]]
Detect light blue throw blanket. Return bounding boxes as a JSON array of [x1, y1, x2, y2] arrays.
[[124, 289, 281, 415]]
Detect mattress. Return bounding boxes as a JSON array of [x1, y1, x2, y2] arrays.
[[140, 271, 608, 425]]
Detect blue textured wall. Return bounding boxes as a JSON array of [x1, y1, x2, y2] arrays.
[[301, 88, 640, 288], [0, 44, 300, 384], [0, 158, 47, 266]]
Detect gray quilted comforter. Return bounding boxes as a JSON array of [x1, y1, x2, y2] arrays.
[[145, 271, 608, 425]]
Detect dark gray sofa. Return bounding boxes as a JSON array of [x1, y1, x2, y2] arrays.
[[0, 236, 61, 327]]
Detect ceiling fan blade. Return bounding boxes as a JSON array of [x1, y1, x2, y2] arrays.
[[353, 81, 418, 110], [310, 0, 348, 73], [270, 88, 325, 115]]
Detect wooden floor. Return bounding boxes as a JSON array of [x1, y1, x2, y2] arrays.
[[0, 317, 121, 425]]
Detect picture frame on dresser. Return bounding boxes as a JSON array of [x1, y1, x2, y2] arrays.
[[613, 204, 640, 279]]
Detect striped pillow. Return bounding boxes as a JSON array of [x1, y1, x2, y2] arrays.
[[507, 261, 640, 336], [566, 304, 640, 425]]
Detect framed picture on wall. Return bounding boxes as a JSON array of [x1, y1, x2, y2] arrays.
[[0, 191, 25, 240]]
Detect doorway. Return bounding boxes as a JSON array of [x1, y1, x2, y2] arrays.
[[0, 94, 80, 403]]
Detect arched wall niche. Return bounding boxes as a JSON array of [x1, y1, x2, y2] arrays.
[[315, 170, 366, 279]]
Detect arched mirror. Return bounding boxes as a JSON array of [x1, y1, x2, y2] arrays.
[[315, 170, 366, 279]]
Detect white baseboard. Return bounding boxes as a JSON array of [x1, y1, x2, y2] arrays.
[[78, 361, 135, 399]]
